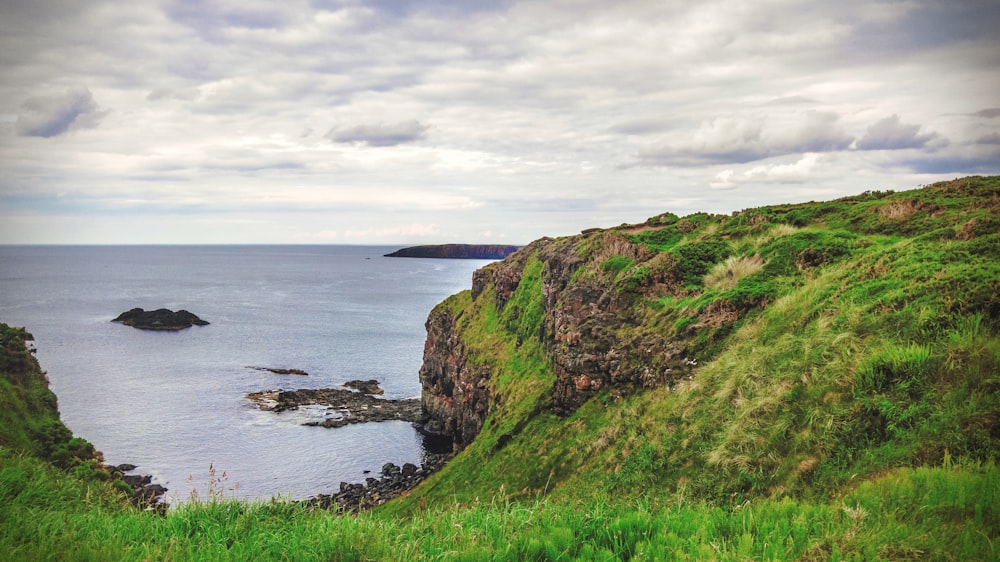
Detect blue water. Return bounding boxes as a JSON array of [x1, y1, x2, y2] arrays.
[[0, 245, 491, 503]]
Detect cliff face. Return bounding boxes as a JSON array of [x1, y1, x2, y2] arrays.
[[418, 176, 1000, 465], [419, 228, 728, 446], [419, 307, 491, 448]]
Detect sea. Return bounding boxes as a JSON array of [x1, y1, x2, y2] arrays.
[[0, 245, 493, 503]]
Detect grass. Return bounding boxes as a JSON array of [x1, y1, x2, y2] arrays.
[[1, 447, 996, 561], [704, 255, 766, 290], [1, 176, 998, 559]]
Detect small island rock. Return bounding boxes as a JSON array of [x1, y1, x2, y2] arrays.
[[112, 308, 209, 331]]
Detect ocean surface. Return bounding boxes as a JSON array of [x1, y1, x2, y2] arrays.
[[0, 245, 492, 503]]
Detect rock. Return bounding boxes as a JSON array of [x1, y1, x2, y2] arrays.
[[112, 308, 209, 331], [103, 463, 168, 512], [304, 451, 453, 514], [419, 231, 700, 450], [343, 379, 384, 395], [246, 388, 422, 427], [249, 366, 309, 376]]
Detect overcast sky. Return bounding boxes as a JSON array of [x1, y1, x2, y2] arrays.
[[1, 0, 998, 245]]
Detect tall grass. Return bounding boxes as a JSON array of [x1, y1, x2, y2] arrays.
[[2, 447, 996, 561], [704, 255, 766, 290]]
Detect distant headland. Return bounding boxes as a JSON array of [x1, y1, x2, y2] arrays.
[[384, 244, 521, 260]]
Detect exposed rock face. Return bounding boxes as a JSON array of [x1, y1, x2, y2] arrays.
[[419, 230, 703, 447], [112, 308, 209, 331], [418, 307, 491, 450], [385, 244, 521, 260]]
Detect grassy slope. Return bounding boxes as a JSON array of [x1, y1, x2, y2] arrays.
[[2, 176, 998, 560], [391, 176, 999, 513]]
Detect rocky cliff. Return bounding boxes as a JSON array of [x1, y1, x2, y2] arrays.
[[418, 176, 1000, 463], [418, 230, 708, 448], [385, 244, 521, 260]]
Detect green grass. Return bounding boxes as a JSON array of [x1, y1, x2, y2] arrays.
[[2, 448, 996, 561], [2, 176, 998, 560]]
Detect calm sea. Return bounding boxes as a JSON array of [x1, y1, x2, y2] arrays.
[[0, 245, 491, 503]]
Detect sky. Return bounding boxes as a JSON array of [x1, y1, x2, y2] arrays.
[[1, 0, 998, 245]]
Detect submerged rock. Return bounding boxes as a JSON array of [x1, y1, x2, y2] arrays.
[[249, 366, 309, 376], [112, 308, 209, 331]]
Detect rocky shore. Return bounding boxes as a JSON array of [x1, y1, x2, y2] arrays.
[[104, 463, 168, 512], [304, 454, 452, 513], [246, 383, 421, 428]]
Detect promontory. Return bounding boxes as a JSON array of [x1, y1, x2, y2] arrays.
[[384, 244, 521, 260]]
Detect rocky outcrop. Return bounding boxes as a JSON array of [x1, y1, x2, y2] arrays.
[[247, 386, 421, 428], [343, 379, 384, 395], [385, 244, 521, 260], [248, 366, 309, 376], [418, 230, 704, 447], [305, 456, 451, 513], [105, 464, 168, 511], [112, 308, 209, 331], [417, 308, 491, 450]]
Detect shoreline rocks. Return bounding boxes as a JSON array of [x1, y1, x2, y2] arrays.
[[112, 308, 209, 331], [342, 379, 384, 395], [246, 384, 422, 428], [304, 454, 452, 513], [104, 463, 168, 512]]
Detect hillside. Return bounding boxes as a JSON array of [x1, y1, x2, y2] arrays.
[[410, 176, 999, 511], [1, 176, 998, 560]]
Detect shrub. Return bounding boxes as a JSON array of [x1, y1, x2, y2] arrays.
[[673, 241, 730, 286], [704, 255, 765, 291], [601, 256, 633, 275]]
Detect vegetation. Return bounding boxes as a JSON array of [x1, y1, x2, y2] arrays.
[[2, 176, 998, 559]]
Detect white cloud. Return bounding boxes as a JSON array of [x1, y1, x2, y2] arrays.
[[0, 0, 998, 243], [637, 112, 852, 167]]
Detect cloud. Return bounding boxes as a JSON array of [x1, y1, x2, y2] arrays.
[[973, 108, 1000, 119], [16, 88, 106, 137], [636, 112, 852, 167], [976, 132, 1000, 145], [326, 120, 430, 147], [856, 114, 941, 151], [710, 153, 821, 189]]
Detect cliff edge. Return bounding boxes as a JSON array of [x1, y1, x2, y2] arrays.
[[413, 176, 1000, 506]]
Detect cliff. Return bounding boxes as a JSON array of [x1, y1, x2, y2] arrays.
[[384, 244, 521, 259], [413, 176, 1000, 505], [0, 322, 165, 505]]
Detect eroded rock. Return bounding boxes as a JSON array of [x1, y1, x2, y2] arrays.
[[112, 308, 209, 331]]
